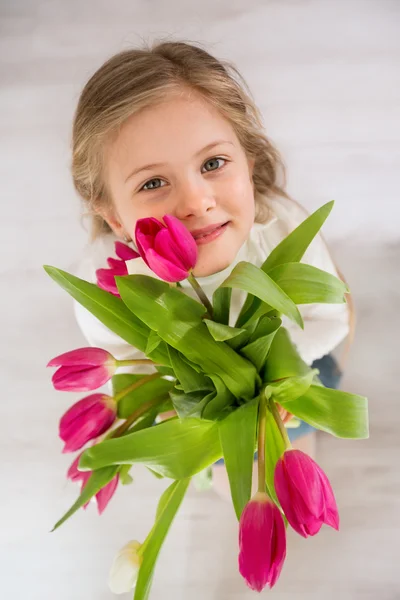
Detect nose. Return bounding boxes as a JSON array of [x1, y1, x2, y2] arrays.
[[174, 178, 217, 221]]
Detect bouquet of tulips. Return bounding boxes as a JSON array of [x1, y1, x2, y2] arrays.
[[45, 201, 369, 597]]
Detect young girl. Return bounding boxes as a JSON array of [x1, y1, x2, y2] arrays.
[[71, 41, 350, 497]]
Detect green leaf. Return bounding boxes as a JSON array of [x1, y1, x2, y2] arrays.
[[204, 320, 247, 342], [119, 464, 134, 485], [221, 261, 303, 329], [147, 467, 164, 480], [264, 407, 285, 506], [145, 330, 162, 355], [167, 347, 212, 393], [219, 397, 259, 520], [135, 479, 190, 600], [262, 201, 334, 271], [268, 262, 348, 304], [213, 287, 232, 325], [262, 328, 311, 382], [117, 275, 257, 399], [202, 375, 236, 420], [279, 385, 369, 439], [169, 388, 212, 419], [51, 466, 118, 531], [192, 466, 213, 491], [79, 418, 222, 478], [240, 316, 282, 371], [265, 370, 318, 403], [112, 374, 175, 418], [43, 266, 170, 365], [235, 201, 334, 326]]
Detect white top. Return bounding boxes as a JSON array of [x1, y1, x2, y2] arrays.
[[73, 196, 349, 366]]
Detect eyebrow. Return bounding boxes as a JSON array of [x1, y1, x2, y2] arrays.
[[124, 140, 234, 183]]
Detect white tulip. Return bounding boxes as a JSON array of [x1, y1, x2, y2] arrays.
[[108, 540, 143, 594]]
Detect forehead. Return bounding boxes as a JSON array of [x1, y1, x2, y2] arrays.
[[106, 91, 238, 173]]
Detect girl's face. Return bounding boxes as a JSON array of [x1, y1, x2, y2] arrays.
[[103, 91, 256, 277]]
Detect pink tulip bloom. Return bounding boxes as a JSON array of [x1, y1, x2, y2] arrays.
[[48, 347, 117, 392], [59, 393, 117, 453], [67, 453, 119, 514], [239, 492, 286, 591], [274, 449, 339, 538], [96, 241, 139, 296], [135, 215, 198, 282]]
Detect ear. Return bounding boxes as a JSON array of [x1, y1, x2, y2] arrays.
[[96, 206, 126, 239]]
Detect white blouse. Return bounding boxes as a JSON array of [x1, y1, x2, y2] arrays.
[[73, 196, 349, 366]]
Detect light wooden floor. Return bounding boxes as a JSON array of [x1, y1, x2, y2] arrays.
[[1, 2, 399, 598]]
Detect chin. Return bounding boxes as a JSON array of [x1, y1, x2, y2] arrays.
[[192, 254, 234, 278]]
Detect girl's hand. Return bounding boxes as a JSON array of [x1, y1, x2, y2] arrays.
[[158, 409, 177, 421], [277, 404, 293, 425]]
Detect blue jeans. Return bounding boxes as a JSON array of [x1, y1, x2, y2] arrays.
[[215, 354, 342, 464]]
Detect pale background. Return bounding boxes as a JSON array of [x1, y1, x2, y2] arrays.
[[1, 1, 399, 599]]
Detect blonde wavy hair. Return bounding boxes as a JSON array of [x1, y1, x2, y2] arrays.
[[71, 40, 291, 240], [71, 40, 354, 364]]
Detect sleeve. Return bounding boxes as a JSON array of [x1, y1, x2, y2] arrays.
[[264, 199, 350, 365]]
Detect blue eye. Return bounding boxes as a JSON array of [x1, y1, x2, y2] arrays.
[[141, 178, 166, 191], [202, 157, 226, 173]]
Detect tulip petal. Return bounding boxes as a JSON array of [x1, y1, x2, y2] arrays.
[[115, 241, 140, 260], [145, 248, 189, 282], [163, 215, 198, 269], [107, 257, 128, 273], [96, 268, 120, 296], [135, 218, 164, 263], [283, 451, 324, 518], [52, 365, 113, 392], [47, 347, 111, 368], [268, 506, 287, 587], [109, 541, 142, 594], [60, 394, 116, 452], [154, 228, 188, 269], [96, 474, 119, 514], [315, 464, 339, 530]]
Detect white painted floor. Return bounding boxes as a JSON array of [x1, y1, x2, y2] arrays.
[[1, 1, 399, 599]]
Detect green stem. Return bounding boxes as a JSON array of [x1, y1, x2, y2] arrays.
[[257, 393, 267, 493], [187, 273, 214, 318], [113, 372, 161, 403], [116, 358, 155, 367], [269, 396, 292, 450], [112, 393, 169, 437]]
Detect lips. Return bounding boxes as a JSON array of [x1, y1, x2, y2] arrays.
[[190, 222, 228, 239]]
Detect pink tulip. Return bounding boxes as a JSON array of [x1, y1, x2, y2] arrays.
[[135, 215, 198, 282], [59, 393, 117, 453], [274, 449, 339, 538], [239, 492, 286, 591], [48, 347, 117, 392], [96, 241, 139, 296], [67, 453, 119, 514]]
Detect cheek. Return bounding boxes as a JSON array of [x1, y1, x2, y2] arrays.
[[223, 171, 255, 219]]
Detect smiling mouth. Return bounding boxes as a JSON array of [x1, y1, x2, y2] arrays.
[[191, 221, 230, 245]]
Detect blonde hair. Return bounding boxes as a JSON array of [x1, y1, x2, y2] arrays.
[[71, 40, 290, 240]]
